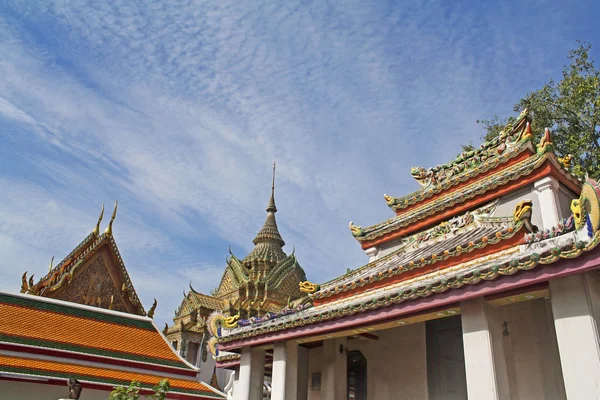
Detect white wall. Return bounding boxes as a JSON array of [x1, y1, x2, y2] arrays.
[[0, 379, 110, 400], [498, 299, 566, 400], [348, 323, 428, 400]]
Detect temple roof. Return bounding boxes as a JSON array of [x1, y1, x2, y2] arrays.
[[350, 122, 581, 246], [0, 291, 224, 399], [217, 221, 598, 343], [0, 355, 222, 399], [0, 292, 186, 370], [319, 202, 521, 299], [388, 109, 533, 211], [22, 203, 146, 316], [211, 178, 600, 344]]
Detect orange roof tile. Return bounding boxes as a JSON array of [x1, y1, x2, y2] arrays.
[[0, 293, 188, 369], [0, 354, 223, 399]]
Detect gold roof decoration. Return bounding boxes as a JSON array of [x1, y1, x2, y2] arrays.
[[92, 204, 104, 236], [104, 201, 118, 236]]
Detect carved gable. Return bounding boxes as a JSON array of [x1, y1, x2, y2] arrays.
[[52, 253, 129, 313], [217, 268, 239, 296]]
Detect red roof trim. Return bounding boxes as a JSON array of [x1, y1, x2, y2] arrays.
[[0, 343, 197, 377]]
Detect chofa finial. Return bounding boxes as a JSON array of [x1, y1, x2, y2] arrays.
[[147, 298, 157, 319], [104, 201, 118, 236], [48, 256, 54, 272], [93, 204, 104, 236]]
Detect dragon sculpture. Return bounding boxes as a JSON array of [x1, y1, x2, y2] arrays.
[[299, 281, 320, 294]]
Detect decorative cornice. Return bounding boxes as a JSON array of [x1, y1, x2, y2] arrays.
[[216, 229, 600, 343]]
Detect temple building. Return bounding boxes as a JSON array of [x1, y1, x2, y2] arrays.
[[165, 165, 308, 389], [208, 110, 600, 400], [1, 206, 224, 399]]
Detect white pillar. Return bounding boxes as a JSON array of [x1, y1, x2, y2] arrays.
[[285, 342, 299, 400], [322, 338, 347, 400], [550, 272, 600, 399], [534, 176, 561, 229], [461, 298, 510, 400], [271, 342, 287, 400], [236, 347, 265, 400], [271, 342, 299, 400]]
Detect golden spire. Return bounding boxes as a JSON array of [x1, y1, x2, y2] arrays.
[[48, 256, 54, 272], [104, 201, 118, 236], [93, 204, 104, 236], [267, 161, 277, 213]]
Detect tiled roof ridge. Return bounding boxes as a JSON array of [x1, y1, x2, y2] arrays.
[[388, 109, 532, 209], [322, 202, 501, 287], [315, 216, 523, 299], [352, 150, 551, 242]]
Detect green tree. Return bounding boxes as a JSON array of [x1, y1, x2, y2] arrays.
[[109, 379, 170, 400], [466, 42, 600, 179]]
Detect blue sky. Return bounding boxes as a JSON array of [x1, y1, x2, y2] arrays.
[[0, 0, 598, 326]]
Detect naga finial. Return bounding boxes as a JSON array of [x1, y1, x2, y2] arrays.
[[383, 194, 395, 206], [223, 314, 240, 329], [513, 199, 537, 233], [163, 323, 169, 334], [147, 298, 157, 318], [349, 221, 364, 237], [28, 275, 35, 293], [299, 281, 320, 294], [104, 201, 118, 236], [20, 272, 28, 293], [48, 256, 54, 272], [513, 199, 533, 222], [92, 204, 104, 236]]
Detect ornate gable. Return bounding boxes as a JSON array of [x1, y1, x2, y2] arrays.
[[20, 203, 146, 316]]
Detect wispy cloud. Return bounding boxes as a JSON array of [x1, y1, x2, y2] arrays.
[[0, 0, 598, 326]]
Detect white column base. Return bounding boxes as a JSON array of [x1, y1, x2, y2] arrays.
[[550, 272, 600, 399]]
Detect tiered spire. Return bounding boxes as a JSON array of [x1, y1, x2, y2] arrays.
[[243, 163, 287, 265]]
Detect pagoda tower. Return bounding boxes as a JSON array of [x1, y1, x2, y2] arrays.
[[165, 164, 307, 382]]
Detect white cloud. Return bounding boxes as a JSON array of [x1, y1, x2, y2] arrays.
[[0, 0, 587, 326]]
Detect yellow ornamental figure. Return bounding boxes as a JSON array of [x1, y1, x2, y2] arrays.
[[299, 281, 319, 294]]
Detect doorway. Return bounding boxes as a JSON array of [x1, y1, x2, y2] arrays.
[[426, 316, 467, 400], [347, 350, 367, 400]]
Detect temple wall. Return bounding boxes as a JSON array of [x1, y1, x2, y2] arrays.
[[307, 347, 323, 400], [346, 323, 428, 400], [497, 298, 566, 400], [0, 380, 110, 400], [557, 185, 576, 222], [495, 185, 543, 229]]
